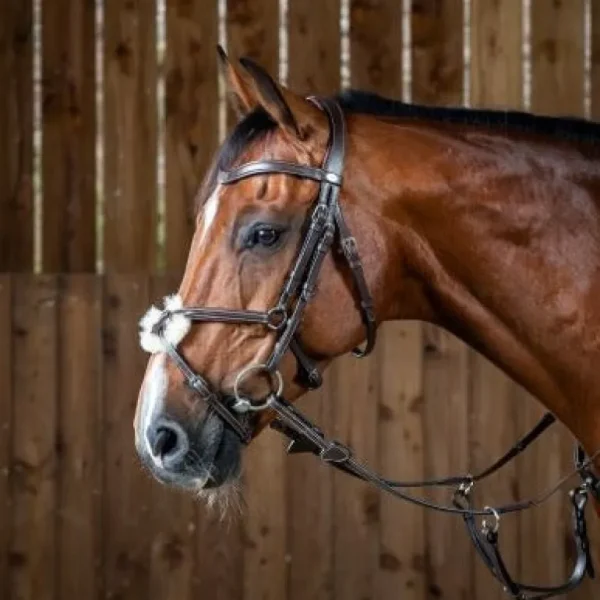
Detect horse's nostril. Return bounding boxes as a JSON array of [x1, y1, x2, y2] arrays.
[[153, 426, 178, 457], [147, 420, 188, 467]]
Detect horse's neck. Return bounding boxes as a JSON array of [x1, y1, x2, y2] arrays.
[[352, 116, 600, 454]]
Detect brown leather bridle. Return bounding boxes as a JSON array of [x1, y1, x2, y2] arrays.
[[143, 96, 600, 599], [147, 97, 375, 442]]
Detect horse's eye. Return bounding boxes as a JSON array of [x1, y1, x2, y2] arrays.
[[252, 226, 281, 248]]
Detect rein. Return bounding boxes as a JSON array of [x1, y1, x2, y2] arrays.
[[141, 97, 599, 599]]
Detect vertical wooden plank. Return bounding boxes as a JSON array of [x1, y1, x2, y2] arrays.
[[522, 1, 586, 593], [470, 3, 522, 598], [471, 0, 522, 111], [285, 4, 339, 600], [421, 327, 471, 600], [241, 430, 288, 600], [350, 0, 402, 98], [165, 1, 219, 274], [0, 276, 11, 600], [531, 0, 585, 116], [591, 1, 600, 120], [104, 1, 157, 272], [225, 5, 286, 600], [147, 275, 194, 600], [57, 275, 103, 600], [103, 274, 152, 599], [226, 0, 278, 127], [10, 275, 58, 600], [286, 384, 334, 600], [377, 324, 426, 600], [191, 506, 243, 600], [288, 0, 340, 96], [0, 2, 34, 271], [410, 3, 467, 599], [330, 353, 379, 600], [412, 0, 464, 106], [41, 0, 96, 272]]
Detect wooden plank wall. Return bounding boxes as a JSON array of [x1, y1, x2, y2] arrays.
[[0, 2, 599, 600]]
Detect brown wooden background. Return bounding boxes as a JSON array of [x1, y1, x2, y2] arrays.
[[1, 1, 600, 599]]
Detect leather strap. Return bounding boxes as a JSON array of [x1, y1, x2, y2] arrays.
[[458, 488, 592, 599]]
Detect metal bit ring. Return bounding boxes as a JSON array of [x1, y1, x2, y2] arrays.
[[232, 363, 284, 413]]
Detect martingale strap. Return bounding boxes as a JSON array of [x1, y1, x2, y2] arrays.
[[456, 488, 594, 599], [267, 394, 599, 599]]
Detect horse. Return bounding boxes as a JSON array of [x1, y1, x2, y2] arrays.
[[135, 47, 600, 597]]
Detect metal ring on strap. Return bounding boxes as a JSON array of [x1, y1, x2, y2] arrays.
[[482, 506, 501, 535], [232, 363, 284, 413]]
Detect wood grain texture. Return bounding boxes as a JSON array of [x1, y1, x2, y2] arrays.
[[350, 0, 402, 98], [0, 3, 33, 271], [377, 324, 426, 600], [288, 0, 340, 95], [242, 429, 287, 600], [104, 1, 157, 272], [57, 275, 103, 599], [165, 0, 219, 274], [331, 353, 379, 600], [147, 276, 195, 600], [286, 384, 334, 600], [0, 276, 11, 600], [530, 0, 584, 116], [470, 0, 523, 110], [41, 0, 96, 272], [591, 1, 600, 120], [412, 0, 463, 105], [226, 0, 278, 128], [422, 327, 472, 600], [102, 275, 153, 599], [10, 276, 58, 600], [191, 509, 244, 600]]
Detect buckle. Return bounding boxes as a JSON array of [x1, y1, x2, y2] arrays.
[[312, 203, 329, 227], [320, 441, 351, 463]]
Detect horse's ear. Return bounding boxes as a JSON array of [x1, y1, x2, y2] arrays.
[[217, 45, 258, 117], [238, 56, 326, 141]]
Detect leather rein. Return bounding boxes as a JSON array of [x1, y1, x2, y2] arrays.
[[143, 97, 600, 599]]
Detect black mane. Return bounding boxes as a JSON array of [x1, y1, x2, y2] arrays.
[[337, 89, 600, 144]]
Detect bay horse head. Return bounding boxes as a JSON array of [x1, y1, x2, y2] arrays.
[[134, 49, 392, 491]]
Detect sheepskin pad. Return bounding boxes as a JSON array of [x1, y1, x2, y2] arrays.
[[139, 295, 191, 354]]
